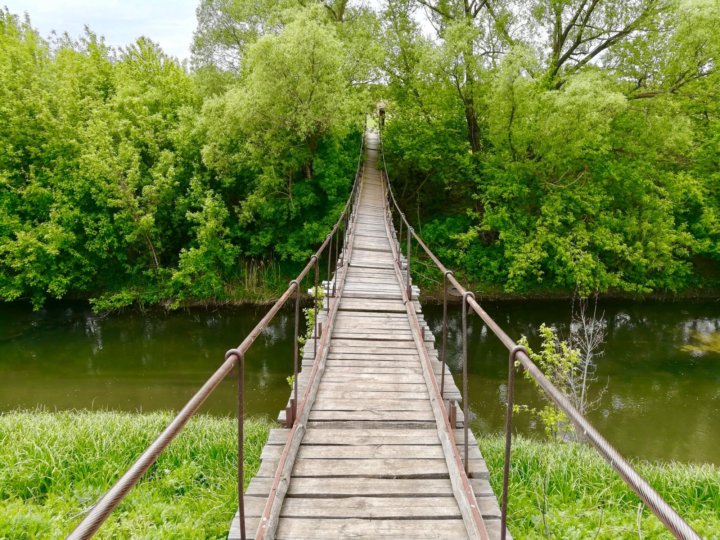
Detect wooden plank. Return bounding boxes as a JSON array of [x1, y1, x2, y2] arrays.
[[281, 496, 461, 519], [311, 398, 432, 411], [308, 410, 435, 422], [316, 390, 429, 400], [291, 458, 455, 477], [296, 444, 444, 459], [296, 428, 439, 445], [344, 274, 400, 283], [319, 374, 426, 383], [343, 280, 400, 287], [317, 382, 429, 392], [334, 317, 420, 329], [331, 338, 419, 349], [250, 477, 454, 497], [323, 366, 421, 375], [346, 261, 396, 270], [343, 290, 405, 300], [329, 332, 413, 341], [335, 310, 414, 318], [329, 347, 421, 356], [275, 517, 469, 539], [326, 352, 420, 361], [339, 298, 422, 313]]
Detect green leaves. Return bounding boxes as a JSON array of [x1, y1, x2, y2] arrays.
[[382, 0, 720, 297]]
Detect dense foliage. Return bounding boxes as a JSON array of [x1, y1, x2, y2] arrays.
[[0, 5, 369, 309], [381, 0, 720, 296], [2, 0, 719, 308]]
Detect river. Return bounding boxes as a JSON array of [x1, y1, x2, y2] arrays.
[[1, 299, 718, 465]]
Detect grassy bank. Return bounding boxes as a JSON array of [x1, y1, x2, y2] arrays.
[[0, 411, 271, 539], [479, 435, 720, 539], [1, 412, 718, 539]]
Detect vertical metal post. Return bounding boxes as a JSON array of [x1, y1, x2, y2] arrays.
[[503, 346, 527, 540], [345, 211, 350, 251], [236, 351, 246, 540], [332, 229, 338, 298], [461, 292, 474, 474], [291, 280, 300, 426], [406, 226, 412, 301], [441, 271, 452, 398], [398, 217, 404, 267], [326, 233, 332, 312], [314, 258, 319, 360]]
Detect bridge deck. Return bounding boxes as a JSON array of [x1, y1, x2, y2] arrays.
[[230, 133, 506, 539]]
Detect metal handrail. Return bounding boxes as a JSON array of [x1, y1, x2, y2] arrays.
[[377, 129, 701, 540], [68, 128, 366, 540]]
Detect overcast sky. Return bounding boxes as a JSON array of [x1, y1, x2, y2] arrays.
[[3, 0, 199, 60], [3, 1, 431, 62]]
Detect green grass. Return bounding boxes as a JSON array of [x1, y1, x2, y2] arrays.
[[0, 411, 271, 539], [479, 434, 720, 539], [1, 412, 718, 539]]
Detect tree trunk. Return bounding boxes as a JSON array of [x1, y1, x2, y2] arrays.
[[464, 100, 481, 153]]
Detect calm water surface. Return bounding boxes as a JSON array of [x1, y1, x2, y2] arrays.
[[1, 299, 719, 465]]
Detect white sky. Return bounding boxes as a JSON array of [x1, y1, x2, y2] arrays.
[[3, 0, 199, 60], [3, 1, 432, 62]]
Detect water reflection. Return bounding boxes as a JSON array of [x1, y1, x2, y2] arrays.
[[422, 299, 720, 465], [1, 299, 719, 465], [0, 302, 296, 418]]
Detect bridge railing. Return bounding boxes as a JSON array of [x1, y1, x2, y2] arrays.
[[68, 132, 366, 540], [377, 131, 700, 540]]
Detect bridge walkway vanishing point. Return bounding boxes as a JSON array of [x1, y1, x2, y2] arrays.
[[229, 132, 506, 539]]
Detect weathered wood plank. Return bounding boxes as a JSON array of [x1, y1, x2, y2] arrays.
[[281, 496, 461, 519], [275, 517, 469, 539], [311, 398, 433, 412], [296, 444, 444, 459], [308, 410, 435, 422], [317, 382, 429, 392], [316, 389, 429, 400], [296, 428, 439, 446]]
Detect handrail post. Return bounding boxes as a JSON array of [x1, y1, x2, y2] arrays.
[[398, 214, 404, 267], [290, 280, 300, 427], [225, 349, 246, 540], [441, 270, 453, 398], [313, 256, 319, 360], [461, 291, 475, 474], [502, 345, 527, 540], [326, 233, 332, 312], [406, 226, 413, 300], [332, 229, 339, 298]]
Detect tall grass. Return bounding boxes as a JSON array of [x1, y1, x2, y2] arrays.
[[479, 434, 720, 539], [0, 411, 271, 539], [1, 412, 717, 539], [230, 259, 287, 303]]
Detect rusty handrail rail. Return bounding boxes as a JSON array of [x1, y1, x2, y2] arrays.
[[68, 128, 366, 540], [377, 129, 700, 540]]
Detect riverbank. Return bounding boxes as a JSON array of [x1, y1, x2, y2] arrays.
[[1, 412, 717, 538], [0, 411, 271, 539], [479, 436, 719, 538], [11, 269, 720, 314]]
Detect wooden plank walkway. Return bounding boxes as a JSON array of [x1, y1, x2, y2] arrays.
[[230, 132, 507, 539]]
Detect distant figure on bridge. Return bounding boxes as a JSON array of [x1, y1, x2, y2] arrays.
[[377, 101, 386, 128]]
